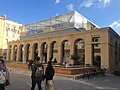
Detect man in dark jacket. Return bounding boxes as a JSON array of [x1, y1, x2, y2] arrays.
[[45, 61, 55, 90], [31, 57, 44, 90]]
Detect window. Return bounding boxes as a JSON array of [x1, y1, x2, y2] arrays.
[[77, 40, 85, 49], [92, 37, 100, 43], [93, 44, 100, 49], [13, 33, 15, 38], [13, 27, 16, 32], [6, 24, 10, 31], [6, 31, 9, 37], [94, 44, 99, 48]]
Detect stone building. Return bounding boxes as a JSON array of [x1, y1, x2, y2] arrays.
[[0, 15, 23, 59], [6, 11, 120, 73]]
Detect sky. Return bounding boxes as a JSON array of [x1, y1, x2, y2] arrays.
[[0, 0, 120, 35]]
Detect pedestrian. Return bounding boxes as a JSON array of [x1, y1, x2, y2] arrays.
[[28, 59, 33, 70], [45, 61, 55, 90], [31, 56, 44, 90], [53, 58, 57, 63], [49, 57, 52, 63], [0, 59, 10, 90], [0, 60, 5, 90], [1, 59, 10, 87]]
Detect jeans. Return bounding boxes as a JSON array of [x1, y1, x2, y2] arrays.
[[31, 78, 42, 90]]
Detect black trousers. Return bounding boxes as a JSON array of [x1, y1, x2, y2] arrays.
[[0, 84, 5, 90], [31, 78, 42, 90]]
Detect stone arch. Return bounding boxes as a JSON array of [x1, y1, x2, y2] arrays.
[[50, 41, 57, 62], [74, 38, 85, 65], [25, 43, 30, 62], [61, 40, 70, 64], [13, 45, 18, 61], [41, 42, 47, 63], [33, 43, 38, 60], [19, 44, 24, 62]]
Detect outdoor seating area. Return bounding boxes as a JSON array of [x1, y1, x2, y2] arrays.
[[49, 63, 107, 77], [51, 63, 95, 75], [7, 62, 107, 77], [82, 68, 107, 79]]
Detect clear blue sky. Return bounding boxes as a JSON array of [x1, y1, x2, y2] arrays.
[[0, 0, 120, 35]]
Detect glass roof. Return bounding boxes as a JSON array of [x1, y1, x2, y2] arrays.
[[24, 11, 99, 35]]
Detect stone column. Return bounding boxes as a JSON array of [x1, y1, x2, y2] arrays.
[[39, 47, 43, 61], [84, 34, 92, 66], [11, 46, 14, 62], [16, 45, 20, 62], [29, 45, 33, 60], [101, 43, 109, 70], [22, 46, 26, 64], [57, 44, 62, 64], [85, 44, 92, 65], [69, 43, 74, 65], [6, 45, 10, 62], [100, 31, 109, 72], [38, 43, 41, 57], [47, 43, 50, 63], [38, 42, 43, 62]]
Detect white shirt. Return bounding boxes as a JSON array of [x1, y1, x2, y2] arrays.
[[0, 70, 6, 84]]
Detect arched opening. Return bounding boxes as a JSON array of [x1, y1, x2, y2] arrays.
[[50, 41, 57, 63], [74, 38, 85, 65], [33, 43, 38, 61], [25, 43, 30, 62], [19, 44, 23, 62], [61, 40, 70, 64], [13, 45, 18, 61], [41, 42, 47, 63]]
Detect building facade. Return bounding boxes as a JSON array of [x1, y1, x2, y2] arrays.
[[0, 16, 23, 59], [6, 11, 120, 73]]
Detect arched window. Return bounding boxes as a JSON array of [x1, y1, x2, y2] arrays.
[[92, 36, 101, 68], [19, 44, 23, 62], [74, 38, 85, 65], [61, 40, 70, 64], [41, 42, 47, 63], [33, 43, 38, 60]]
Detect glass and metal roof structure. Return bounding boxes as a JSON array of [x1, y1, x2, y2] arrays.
[[24, 11, 100, 35]]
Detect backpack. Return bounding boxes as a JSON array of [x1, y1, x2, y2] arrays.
[[35, 66, 43, 78]]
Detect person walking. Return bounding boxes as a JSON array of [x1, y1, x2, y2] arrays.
[[31, 57, 44, 90], [0, 60, 6, 90], [1, 59, 10, 87], [45, 61, 55, 90]]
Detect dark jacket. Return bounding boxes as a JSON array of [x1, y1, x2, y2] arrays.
[[45, 66, 55, 81]]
